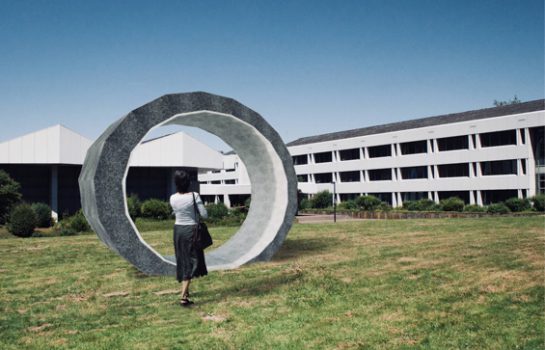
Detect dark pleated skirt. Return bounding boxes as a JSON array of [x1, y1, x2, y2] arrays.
[[173, 224, 208, 282]]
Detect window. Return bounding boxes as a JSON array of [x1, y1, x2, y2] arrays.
[[368, 144, 391, 158], [368, 192, 392, 205], [537, 174, 545, 194], [292, 155, 308, 165], [400, 166, 428, 179], [212, 170, 221, 173], [480, 129, 516, 147], [297, 174, 309, 183], [400, 140, 427, 155], [199, 181, 208, 185], [211, 180, 221, 184], [520, 129, 526, 144], [481, 190, 518, 205], [521, 159, 526, 175], [438, 191, 470, 204], [314, 152, 332, 163], [314, 173, 333, 183], [225, 180, 236, 184], [437, 135, 469, 151], [340, 193, 359, 201], [339, 148, 360, 161], [437, 163, 469, 177], [402, 192, 428, 202], [368, 168, 392, 181], [339, 171, 360, 182], [481, 160, 517, 176], [225, 168, 235, 172]]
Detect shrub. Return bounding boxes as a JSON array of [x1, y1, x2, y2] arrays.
[[311, 191, 332, 209], [31, 202, 52, 227], [440, 197, 465, 212], [463, 204, 486, 212], [0, 170, 22, 225], [487, 203, 510, 214], [355, 195, 382, 211], [338, 200, 357, 210], [64, 210, 91, 232], [377, 202, 392, 211], [127, 194, 142, 219], [205, 203, 229, 222], [299, 198, 311, 210], [59, 227, 77, 236], [531, 194, 545, 212], [404, 199, 438, 211], [504, 197, 531, 212], [141, 199, 171, 220], [7, 203, 37, 237]]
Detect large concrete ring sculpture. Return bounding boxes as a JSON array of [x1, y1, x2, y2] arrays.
[[79, 92, 298, 275]]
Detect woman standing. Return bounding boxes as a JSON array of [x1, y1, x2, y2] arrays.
[[170, 170, 208, 307]]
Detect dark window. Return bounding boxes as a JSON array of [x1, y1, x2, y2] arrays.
[[224, 180, 236, 184], [520, 129, 526, 144], [368, 168, 392, 181], [368, 192, 392, 205], [212, 170, 221, 173], [297, 174, 309, 183], [437, 163, 469, 177], [211, 180, 221, 184], [481, 160, 517, 175], [292, 155, 308, 165], [199, 181, 208, 185], [340, 193, 359, 201], [400, 166, 428, 179], [314, 152, 332, 163], [314, 173, 333, 183], [472, 163, 477, 176], [438, 191, 470, 204], [481, 190, 518, 205], [339, 171, 360, 182], [437, 135, 469, 151], [521, 159, 526, 175], [537, 174, 545, 194], [368, 144, 391, 158], [402, 192, 428, 202], [430, 140, 434, 152], [471, 134, 476, 148], [225, 168, 235, 172], [339, 148, 360, 161], [480, 129, 516, 147], [400, 140, 427, 155]]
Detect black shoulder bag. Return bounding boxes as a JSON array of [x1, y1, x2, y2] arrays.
[[192, 193, 213, 249]]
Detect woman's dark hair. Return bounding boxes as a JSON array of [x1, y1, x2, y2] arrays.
[[174, 170, 191, 193]]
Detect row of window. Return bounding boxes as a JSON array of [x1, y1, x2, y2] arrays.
[[292, 129, 522, 165], [336, 189, 521, 205], [297, 159, 523, 183]]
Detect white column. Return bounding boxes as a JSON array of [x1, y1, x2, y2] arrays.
[[224, 195, 231, 208], [469, 191, 476, 205], [476, 191, 483, 206]]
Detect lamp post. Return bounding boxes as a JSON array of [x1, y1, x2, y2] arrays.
[[331, 181, 336, 223]]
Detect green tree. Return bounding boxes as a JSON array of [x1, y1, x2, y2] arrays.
[[493, 95, 521, 107], [0, 170, 22, 224], [311, 190, 333, 209]]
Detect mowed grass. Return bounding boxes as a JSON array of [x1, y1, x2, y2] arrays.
[[0, 217, 543, 350]]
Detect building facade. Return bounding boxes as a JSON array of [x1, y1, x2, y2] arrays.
[[199, 100, 545, 207]]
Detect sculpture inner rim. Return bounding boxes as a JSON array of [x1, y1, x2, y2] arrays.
[[127, 111, 289, 270], [79, 92, 297, 276]]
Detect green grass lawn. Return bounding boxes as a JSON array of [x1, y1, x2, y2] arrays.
[[0, 217, 543, 349]]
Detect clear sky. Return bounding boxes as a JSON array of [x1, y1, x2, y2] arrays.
[[0, 0, 543, 151]]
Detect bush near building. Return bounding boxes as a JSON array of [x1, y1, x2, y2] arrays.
[[0, 170, 22, 225], [205, 203, 229, 222], [31, 202, 53, 227], [403, 199, 440, 211], [355, 195, 382, 211], [530, 194, 545, 212], [127, 194, 142, 219], [487, 203, 510, 214], [504, 197, 531, 212], [311, 190, 333, 209], [7, 203, 37, 237], [63, 209, 91, 233], [463, 204, 486, 213], [141, 199, 171, 220], [440, 197, 465, 212]]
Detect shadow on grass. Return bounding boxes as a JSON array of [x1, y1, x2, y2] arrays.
[[272, 236, 341, 262]]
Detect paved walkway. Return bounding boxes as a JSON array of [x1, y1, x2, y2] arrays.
[[295, 213, 365, 224]]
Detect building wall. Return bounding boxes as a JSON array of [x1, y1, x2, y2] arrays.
[[199, 109, 545, 207]]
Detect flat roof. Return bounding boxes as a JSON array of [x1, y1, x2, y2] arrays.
[[287, 99, 545, 147]]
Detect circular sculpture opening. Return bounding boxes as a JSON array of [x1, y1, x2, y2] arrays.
[[79, 92, 298, 275]]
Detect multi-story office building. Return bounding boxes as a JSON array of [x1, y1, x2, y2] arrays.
[[199, 99, 545, 207]]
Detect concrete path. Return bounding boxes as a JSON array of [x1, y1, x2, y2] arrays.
[[295, 213, 365, 224]]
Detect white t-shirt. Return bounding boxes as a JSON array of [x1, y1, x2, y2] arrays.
[[170, 192, 208, 225]]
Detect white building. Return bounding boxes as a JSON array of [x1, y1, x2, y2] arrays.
[[199, 99, 545, 207]]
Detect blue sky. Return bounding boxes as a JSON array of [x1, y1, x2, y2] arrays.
[[0, 0, 543, 151]]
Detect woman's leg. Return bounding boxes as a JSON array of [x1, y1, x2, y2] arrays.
[[181, 279, 191, 300]]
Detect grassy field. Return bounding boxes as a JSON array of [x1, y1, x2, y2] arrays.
[[0, 217, 543, 349]]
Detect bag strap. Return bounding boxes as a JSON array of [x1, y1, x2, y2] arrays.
[[191, 192, 200, 221]]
